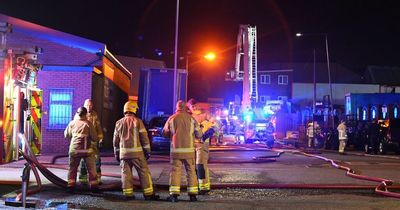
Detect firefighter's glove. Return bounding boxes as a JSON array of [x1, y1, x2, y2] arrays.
[[98, 139, 103, 149], [144, 150, 151, 160], [145, 153, 151, 160], [202, 128, 215, 142]]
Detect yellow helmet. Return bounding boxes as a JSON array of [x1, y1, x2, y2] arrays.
[[123, 101, 139, 114]]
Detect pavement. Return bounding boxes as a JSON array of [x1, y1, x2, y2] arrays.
[[0, 135, 399, 187], [1, 135, 400, 209]]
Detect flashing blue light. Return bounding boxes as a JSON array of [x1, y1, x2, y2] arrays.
[[155, 49, 163, 57], [244, 114, 252, 123], [263, 106, 274, 115], [395, 107, 398, 118]]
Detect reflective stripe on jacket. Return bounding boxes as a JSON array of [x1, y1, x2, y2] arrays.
[[163, 111, 203, 159], [337, 123, 347, 140], [192, 111, 215, 143], [64, 118, 98, 156], [87, 110, 103, 140], [113, 114, 150, 159]]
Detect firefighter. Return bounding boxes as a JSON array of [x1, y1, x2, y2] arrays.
[[307, 122, 314, 147], [79, 99, 103, 185], [265, 122, 275, 148], [337, 120, 348, 154], [187, 98, 217, 195], [64, 107, 99, 193], [307, 121, 320, 148], [113, 101, 159, 200], [163, 100, 203, 202]]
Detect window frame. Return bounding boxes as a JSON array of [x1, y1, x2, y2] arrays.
[[278, 75, 288, 85], [277, 96, 288, 101], [260, 74, 271, 84], [48, 88, 74, 129], [259, 95, 267, 103]]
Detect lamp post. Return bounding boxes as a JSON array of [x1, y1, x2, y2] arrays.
[[173, 0, 180, 110], [296, 32, 334, 128]]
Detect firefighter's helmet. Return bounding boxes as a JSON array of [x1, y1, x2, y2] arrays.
[[76, 107, 88, 117], [124, 101, 139, 114]]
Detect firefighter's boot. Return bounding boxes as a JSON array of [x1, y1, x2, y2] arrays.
[[189, 194, 198, 202]]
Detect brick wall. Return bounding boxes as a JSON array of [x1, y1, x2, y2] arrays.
[[38, 70, 92, 154]]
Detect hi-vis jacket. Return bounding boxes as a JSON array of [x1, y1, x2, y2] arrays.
[[87, 110, 103, 140], [163, 110, 203, 159], [337, 122, 348, 140], [64, 118, 98, 157], [113, 114, 150, 159], [191, 110, 216, 143]]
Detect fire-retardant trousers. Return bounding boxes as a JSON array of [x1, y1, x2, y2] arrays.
[[169, 158, 198, 195], [308, 137, 314, 147], [195, 142, 210, 191], [68, 154, 98, 188], [79, 152, 101, 184], [120, 158, 154, 197], [339, 139, 347, 153]]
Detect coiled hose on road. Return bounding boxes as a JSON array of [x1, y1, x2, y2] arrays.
[[16, 141, 400, 199]]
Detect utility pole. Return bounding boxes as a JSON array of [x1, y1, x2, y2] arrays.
[[173, 0, 180, 110]]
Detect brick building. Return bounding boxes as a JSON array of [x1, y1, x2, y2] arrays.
[[0, 13, 131, 154]]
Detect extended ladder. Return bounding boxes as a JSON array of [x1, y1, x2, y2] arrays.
[[232, 25, 258, 109]]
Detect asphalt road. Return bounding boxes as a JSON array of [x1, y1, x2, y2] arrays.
[[1, 146, 400, 209]]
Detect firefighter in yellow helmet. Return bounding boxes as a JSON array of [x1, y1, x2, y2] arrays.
[[163, 100, 203, 202], [64, 107, 99, 193], [113, 101, 159, 200], [187, 98, 217, 195], [79, 99, 104, 185]]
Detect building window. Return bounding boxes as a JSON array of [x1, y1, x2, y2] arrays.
[[277, 96, 287, 101], [260, 74, 270, 84], [381, 105, 387, 119], [48, 89, 73, 129], [362, 107, 367, 121], [278, 75, 288, 85], [371, 106, 377, 120], [259, 95, 269, 103]]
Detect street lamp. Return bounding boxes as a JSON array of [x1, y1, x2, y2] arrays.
[[173, 0, 180, 111], [204, 52, 216, 61], [296, 32, 334, 128], [184, 51, 217, 72]]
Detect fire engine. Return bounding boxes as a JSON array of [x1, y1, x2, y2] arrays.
[[224, 25, 277, 145], [0, 22, 43, 163]]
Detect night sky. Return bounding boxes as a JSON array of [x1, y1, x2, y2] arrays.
[[1, 0, 399, 101]]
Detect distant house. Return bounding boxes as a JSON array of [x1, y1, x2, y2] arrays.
[[0, 13, 131, 154], [257, 69, 293, 103]]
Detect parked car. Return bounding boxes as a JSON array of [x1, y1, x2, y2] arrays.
[[147, 116, 170, 151]]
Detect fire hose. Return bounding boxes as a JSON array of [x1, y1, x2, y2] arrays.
[[296, 150, 400, 199], [16, 138, 400, 199]]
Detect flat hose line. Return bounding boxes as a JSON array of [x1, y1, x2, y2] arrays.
[[17, 146, 400, 199]]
